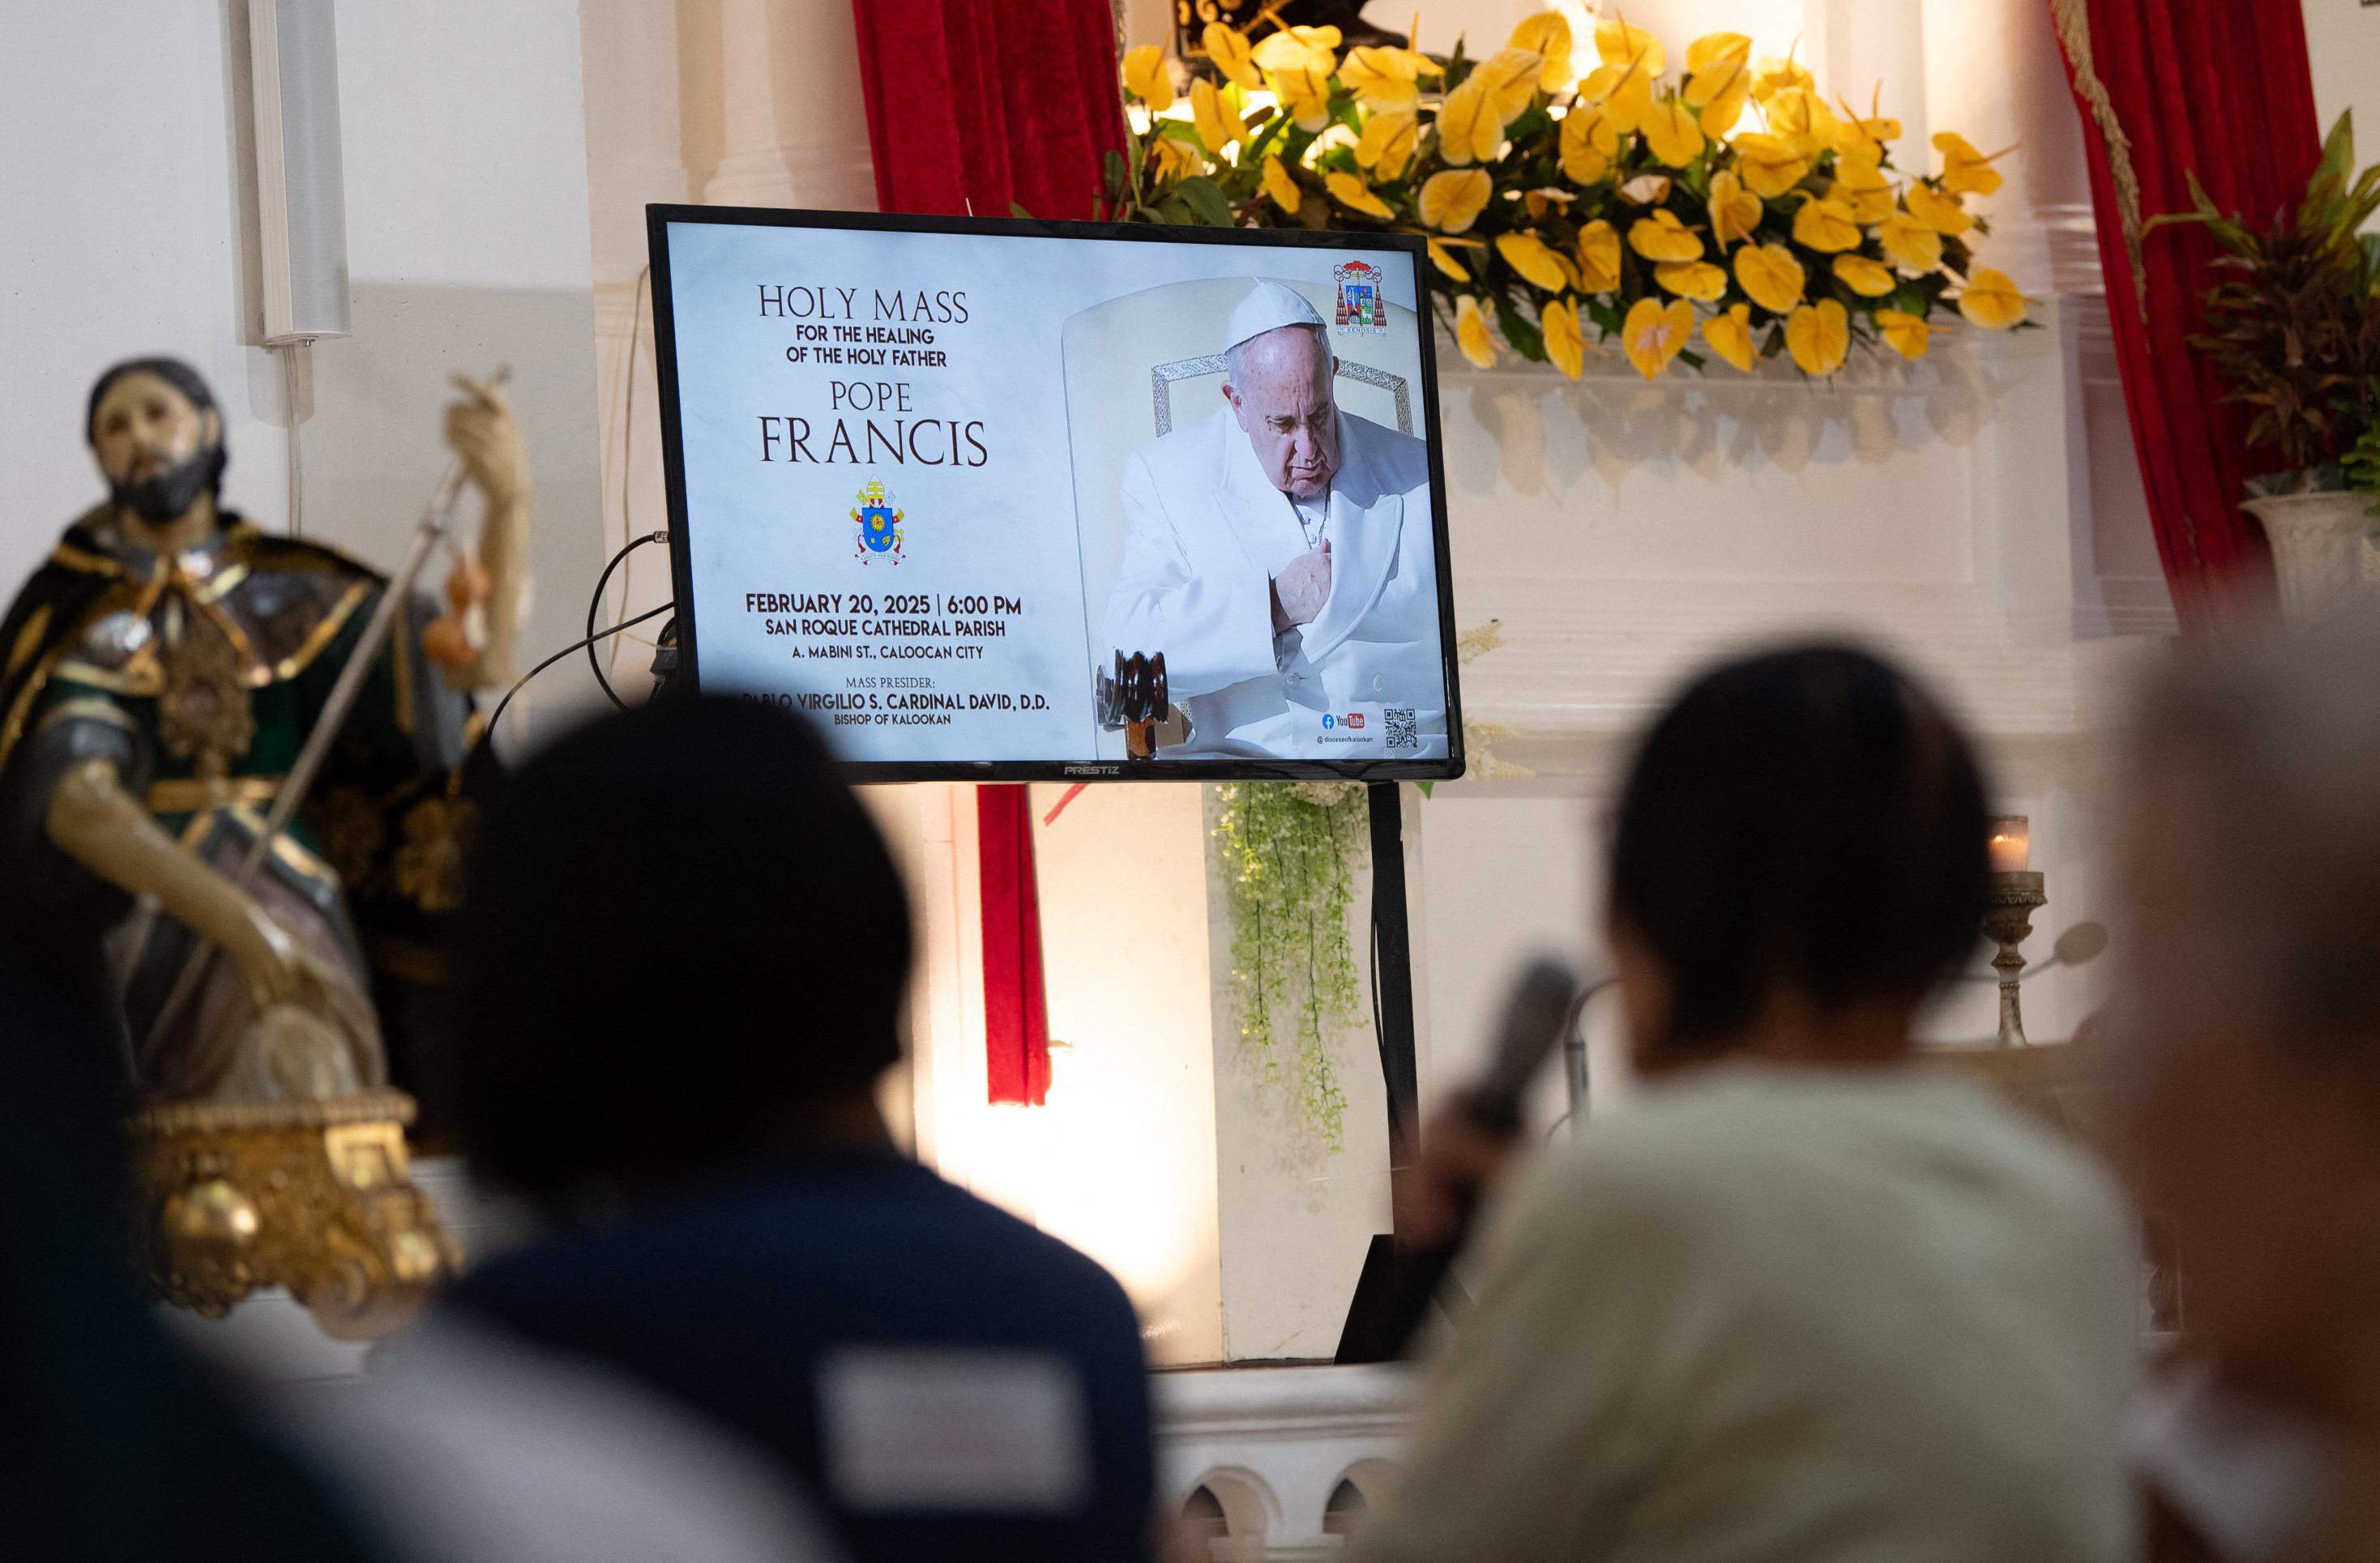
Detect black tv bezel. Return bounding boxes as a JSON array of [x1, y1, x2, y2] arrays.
[[644, 203, 1466, 784]]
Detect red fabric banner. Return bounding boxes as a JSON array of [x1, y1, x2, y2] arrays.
[[2052, 0, 2322, 629], [850, 0, 1127, 220], [976, 784, 1051, 1106]]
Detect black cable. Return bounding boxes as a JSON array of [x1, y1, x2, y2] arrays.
[[587, 531, 669, 710], [485, 600, 674, 749]]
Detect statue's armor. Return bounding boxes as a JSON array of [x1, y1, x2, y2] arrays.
[[0, 508, 476, 1106]]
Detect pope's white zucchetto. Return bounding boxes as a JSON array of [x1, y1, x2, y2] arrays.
[[1224, 280, 1327, 356]]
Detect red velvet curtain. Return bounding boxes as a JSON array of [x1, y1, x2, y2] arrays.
[[976, 784, 1052, 1106], [2051, 0, 2323, 629], [851, 0, 1127, 220]]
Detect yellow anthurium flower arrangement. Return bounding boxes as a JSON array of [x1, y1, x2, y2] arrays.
[[1682, 33, 1752, 138], [1656, 260, 1729, 301], [1327, 171, 1395, 220], [1190, 79, 1243, 156], [1453, 294, 1499, 368], [1707, 170, 1762, 249], [1560, 105, 1619, 185], [1639, 99, 1707, 169], [1434, 75, 1504, 166], [1497, 230, 1576, 292], [1540, 296, 1590, 378], [1785, 299, 1851, 376], [1955, 268, 2029, 330], [1355, 108, 1419, 181], [1735, 244, 1805, 314], [1474, 48, 1548, 125], [1596, 20, 1665, 79], [1418, 168, 1492, 233], [1790, 195, 1862, 254], [1702, 303, 1758, 370], [1874, 309, 1931, 361], [1122, 45, 1175, 113], [1933, 133, 2009, 197], [1340, 45, 1428, 113], [1508, 12, 1575, 93], [1832, 254, 1899, 297], [1627, 208, 1703, 262], [1109, 12, 2027, 379], [1427, 236, 1481, 282], [1575, 220, 1623, 292], [1623, 297, 1695, 380]]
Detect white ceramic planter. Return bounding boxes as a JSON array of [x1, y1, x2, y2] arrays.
[[2242, 489, 2380, 621]]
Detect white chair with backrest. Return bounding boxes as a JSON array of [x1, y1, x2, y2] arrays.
[[1060, 277, 1419, 758]]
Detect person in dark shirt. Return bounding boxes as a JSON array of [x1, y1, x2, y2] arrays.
[[0, 935, 395, 1563], [441, 697, 1155, 1563]]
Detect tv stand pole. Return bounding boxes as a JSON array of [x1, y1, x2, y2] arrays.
[[1336, 779, 1423, 1362]]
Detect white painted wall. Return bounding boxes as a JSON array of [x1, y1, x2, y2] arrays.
[[2302, 0, 2380, 161], [0, 0, 605, 739], [0, 6, 268, 586]]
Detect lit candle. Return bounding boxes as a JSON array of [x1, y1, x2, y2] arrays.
[[1988, 816, 2030, 874]]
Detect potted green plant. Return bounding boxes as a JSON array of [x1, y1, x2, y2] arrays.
[[2151, 112, 2380, 617]]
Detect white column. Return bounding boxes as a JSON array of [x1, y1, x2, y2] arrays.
[[700, 0, 876, 210], [1806, 0, 1926, 158], [1921, 0, 2100, 299]]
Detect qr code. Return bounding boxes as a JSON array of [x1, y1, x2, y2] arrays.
[[1384, 707, 1418, 750]]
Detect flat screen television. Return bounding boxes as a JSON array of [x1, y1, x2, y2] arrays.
[[647, 204, 1463, 783]]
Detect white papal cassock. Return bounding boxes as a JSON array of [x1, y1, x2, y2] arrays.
[[1101, 403, 1448, 760]]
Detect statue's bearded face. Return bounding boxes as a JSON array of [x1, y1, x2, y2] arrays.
[[92, 370, 222, 529]]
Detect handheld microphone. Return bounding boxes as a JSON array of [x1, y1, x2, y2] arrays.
[[1344, 959, 1580, 1362]]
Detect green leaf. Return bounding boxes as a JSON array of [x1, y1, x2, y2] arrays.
[[2186, 167, 2224, 220], [1506, 105, 1553, 144], [1008, 200, 1034, 220], [1103, 147, 1128, 202], [2315, 110, 2357, 203], [1493, 296, 1546, 361], [1177, 174, 1233, 227]]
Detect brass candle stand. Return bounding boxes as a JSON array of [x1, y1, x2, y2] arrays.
[[1984, 871, 2047, 1048]]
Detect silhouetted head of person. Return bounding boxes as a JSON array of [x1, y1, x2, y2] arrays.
[[1606, 643, 1989, 1071], [451, 698, 909, 1209], [2117, 613, 2380, 1424]]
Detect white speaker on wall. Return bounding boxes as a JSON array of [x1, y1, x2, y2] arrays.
[[250, 0, 350, 345]]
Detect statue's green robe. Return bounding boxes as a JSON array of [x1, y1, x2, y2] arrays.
[[0, 509, 476, 1105]]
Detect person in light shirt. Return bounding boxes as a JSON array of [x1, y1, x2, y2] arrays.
[[1102, 280, 1446, 760], [1357, 644, 2140, 1563], [2113, 614, 2380, 1560]]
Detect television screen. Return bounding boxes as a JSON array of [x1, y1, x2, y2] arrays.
[[647, 206, 1463, 782]]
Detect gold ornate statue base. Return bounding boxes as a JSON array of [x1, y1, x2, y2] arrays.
[[128, 1088, 461, 1340]]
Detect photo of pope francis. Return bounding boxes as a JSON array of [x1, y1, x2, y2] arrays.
[[1100, 281, 1450, 759]]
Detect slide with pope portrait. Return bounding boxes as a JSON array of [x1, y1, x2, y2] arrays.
[[650, 209, 1459, 777]]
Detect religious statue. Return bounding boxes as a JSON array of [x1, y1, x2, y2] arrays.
[[0, 357, 528, 1335]]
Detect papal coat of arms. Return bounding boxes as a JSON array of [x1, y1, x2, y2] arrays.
[[1334, 260, 1387, 334], [850, 479, 904, 563]]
